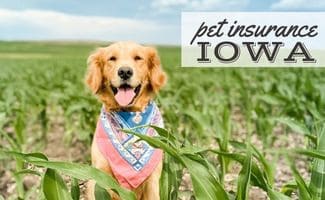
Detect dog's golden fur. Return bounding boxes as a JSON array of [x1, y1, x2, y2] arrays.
[[85, 41, 166, 200]]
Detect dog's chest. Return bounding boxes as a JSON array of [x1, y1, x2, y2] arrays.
[[95, 101, 164, 189]]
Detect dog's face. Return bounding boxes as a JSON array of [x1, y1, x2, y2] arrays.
[[86, 41, 166, 110]]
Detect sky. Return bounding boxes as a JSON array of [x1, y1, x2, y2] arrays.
[[0, 0, 324, 44]]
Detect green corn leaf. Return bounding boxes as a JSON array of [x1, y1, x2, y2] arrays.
[[95, 183, 111, 200], [124, 130, 229, 200], [14, 169, 41, 177], [181, 156, 229, 200], [276, 118, 308, 134], [276, 118, 316, 144], [231, 140, 274, 184], [257, 94, 284, 105], [149, 125, 178, 143], [251, 145, 275, 186], [3, 151, 136, 200], [0, 130, 21, 151], [310, 159, 325, 200], [122, 129, 182, 162], [43, 168, 73, 200], [217, 107, 232, 184], [26, 152, 49, 161], [267, 189, 292, 200], [0, 151, 48, 162], [293, 149, 325, 160], [15, 158, 25, 199], [179, 145, 208, 155], [160, 154, 183, 200], [229, 140, 247, 150], [183, 109, 209, 137], [204, 158, 221, 183], [209, 150, 269, 191], [35, 161, 135, 200], [14, 111, 26, 145], [281, 181, 297, 196], [70, 178, 80, 200], [236, 149, 252, 200], [287, 157, 311, 200], [307, 104, 324, 121], [309, 126, 325, 200]]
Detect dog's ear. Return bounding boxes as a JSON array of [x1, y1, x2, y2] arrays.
[[85, 48, 106, 94], [146, 47, 167, 93]]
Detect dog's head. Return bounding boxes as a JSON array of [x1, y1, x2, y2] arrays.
[[85, 41, 166, 111]]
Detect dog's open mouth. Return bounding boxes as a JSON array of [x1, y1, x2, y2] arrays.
[[111, 84, 141, 107]]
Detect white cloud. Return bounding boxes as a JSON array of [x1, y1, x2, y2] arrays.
[[0, 8, 178, 44], [151, 0, 249, 11], [271, 0, 325, 10]]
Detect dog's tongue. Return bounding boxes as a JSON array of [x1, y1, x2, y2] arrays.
[[114, 87, 136, 106]]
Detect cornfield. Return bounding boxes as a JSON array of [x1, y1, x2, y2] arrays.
[[0, 41, 325, 200]]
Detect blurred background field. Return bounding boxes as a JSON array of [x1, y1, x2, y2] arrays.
[[0, 41, 325, 200]]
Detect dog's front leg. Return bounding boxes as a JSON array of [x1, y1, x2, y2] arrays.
[[141, 160, 163, 200], [86, 139, 121, 200]]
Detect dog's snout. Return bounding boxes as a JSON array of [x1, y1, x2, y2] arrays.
[[118, 67, 133, 80]]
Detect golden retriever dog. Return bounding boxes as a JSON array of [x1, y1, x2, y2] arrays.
[[85, 41, 166, 200]]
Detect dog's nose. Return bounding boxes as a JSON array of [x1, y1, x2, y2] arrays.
[[118, 67, 133, 80]]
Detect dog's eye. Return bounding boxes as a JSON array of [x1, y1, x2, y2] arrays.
[[134, 55, 142, 61], [109, 56, 116, 61]]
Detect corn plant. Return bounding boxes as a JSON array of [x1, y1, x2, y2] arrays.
[[1, 41, 325, 199]]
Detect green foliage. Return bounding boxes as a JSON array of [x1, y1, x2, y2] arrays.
[[1, 151, 136, 200], [309, 125, 325, 200], [160, 154, 183, 200], [43, 169, 72, 200], [236, 148, 252, 200], [1, 41, 325, 199], [95, 184, 111, 200], [70, 178, 80, 200]]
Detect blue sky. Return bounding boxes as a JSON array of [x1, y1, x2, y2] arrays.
[[0, 0, 324, 44]]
